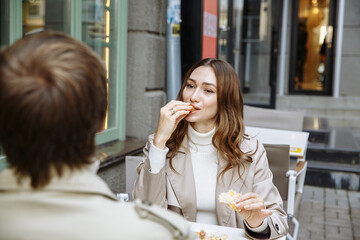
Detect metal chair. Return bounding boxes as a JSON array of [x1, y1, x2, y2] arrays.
[[264, 144, 307, 240], [113, 156, 144, 202], [125, 156, 144, 194]]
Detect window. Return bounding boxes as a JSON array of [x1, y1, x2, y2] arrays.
[[22, 0, 70, 35], [0, 0, 10, 48], [0, 0, 127, 172], [81, 0, 127, 143], [289, 0, 335, 95]]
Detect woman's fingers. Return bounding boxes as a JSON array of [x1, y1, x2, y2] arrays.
[[174, 110, 191, 122], [166, 102, 192, 116], [236, 192, 268, 212], [235, 192, 272, 227], [154, 101, 192, 149], [159, 102, 193, 128], [237, 198, 264, 210], [261, 209, 273, 217], [238, 192, 259, 201], [242, 201, 265, 211]]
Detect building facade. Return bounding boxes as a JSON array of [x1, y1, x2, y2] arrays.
[[126, 0, 360, 141]]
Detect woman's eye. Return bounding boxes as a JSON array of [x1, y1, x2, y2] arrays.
[[186, 84, 194, 88], [205, 89, 215, 93]]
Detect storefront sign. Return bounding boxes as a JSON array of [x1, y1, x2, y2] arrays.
[[202, 0, 218, 59]]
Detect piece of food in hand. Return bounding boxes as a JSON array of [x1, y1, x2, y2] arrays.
[[190, 105, 195, 112], [195, 230, 228, 240], [218, 190, 241, 212], [198, 230, 206, 239]]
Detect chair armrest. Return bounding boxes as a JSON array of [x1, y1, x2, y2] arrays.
[[285, 160, 308, 216], [293, 161, 306, 174]]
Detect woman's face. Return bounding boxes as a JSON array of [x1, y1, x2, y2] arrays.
[[182, 66, 218, 133]]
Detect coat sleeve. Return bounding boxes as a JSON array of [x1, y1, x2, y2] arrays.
[[245, 141, 289, 240], [132, 135, 168, 208]]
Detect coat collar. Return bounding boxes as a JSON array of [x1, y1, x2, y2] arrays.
[[166, 134, 197, 221], [215, 153, 251, 226], [0, 164, 118, 201]]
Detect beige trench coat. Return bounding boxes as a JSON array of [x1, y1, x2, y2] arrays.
[[0, 164, 194, 240], [134, 134, 288, 239]]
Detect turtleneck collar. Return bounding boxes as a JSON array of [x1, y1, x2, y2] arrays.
[[187, 124, 216, 146]]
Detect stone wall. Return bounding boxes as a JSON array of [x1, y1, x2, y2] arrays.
[[99, 0, 167, 194], [340, 0, 360, 96], [126, 0, 167, 139]]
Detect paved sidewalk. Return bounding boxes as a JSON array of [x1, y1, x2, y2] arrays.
[[297, 185, 360, 240]]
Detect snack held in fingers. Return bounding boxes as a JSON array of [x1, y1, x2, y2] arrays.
[[195, 230, 228, 240], [218, 190, 241, 212]]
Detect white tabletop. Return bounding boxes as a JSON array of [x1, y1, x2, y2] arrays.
[[190, 222, 248, 239], [189, 222, 286, 239], [245, 126, 309, 158]]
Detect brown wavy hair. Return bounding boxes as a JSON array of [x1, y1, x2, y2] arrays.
[[166, 58, 254, 178], [0, 32, 107, 188]]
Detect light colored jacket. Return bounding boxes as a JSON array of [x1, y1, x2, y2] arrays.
[[0, 164, 194, 240], [134, 134, 288, 239]]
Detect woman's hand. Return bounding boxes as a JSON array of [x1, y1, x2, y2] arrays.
[[236, 192, 272, 228], [153, 100, 193, 150]]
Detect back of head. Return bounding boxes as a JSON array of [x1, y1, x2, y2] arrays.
[[0, 31, 107, 188]]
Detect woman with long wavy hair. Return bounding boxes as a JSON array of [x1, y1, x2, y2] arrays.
[[133, 58, 288, 239]]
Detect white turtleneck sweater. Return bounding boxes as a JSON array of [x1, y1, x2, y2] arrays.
[[148, 125, 268, 231], [187, 125, 218, 224]]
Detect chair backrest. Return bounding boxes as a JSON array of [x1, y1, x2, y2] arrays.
[[263, 144, 290, 201], [125, 156, 144, 194], [243, 105, 304, 131]]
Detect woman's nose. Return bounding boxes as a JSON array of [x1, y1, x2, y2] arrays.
[[190, 89, 200, 102]]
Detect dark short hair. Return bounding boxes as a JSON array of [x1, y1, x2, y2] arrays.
[[0, 31, 107, 188]]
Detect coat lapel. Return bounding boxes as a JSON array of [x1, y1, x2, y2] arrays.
[[165, 136, 197, 221], [215, 150, 252, 226]]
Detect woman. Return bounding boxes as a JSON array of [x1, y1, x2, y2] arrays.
[[133, 58, 288, 239]]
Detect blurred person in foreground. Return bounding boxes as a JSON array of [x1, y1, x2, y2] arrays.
[[134, 58, 288, 239], [0, 31, 193, 240]]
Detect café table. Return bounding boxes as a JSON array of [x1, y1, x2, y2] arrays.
[[189, 221, 286, 239], [245, 126, 309, 160]]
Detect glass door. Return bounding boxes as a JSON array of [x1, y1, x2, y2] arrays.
[[218, 0, 282, 108], [289, 0, 336, 95]]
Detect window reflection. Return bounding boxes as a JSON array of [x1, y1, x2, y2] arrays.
[[0, 0, 10, 48], [82, 0, 117, 131], [22, 0, 69, 36], [218, 0, 229, 61], [240, 0, 271, 103], [22, 0, 116, 131], [294, 0, 331, 91], [217, 0, 273, 106]]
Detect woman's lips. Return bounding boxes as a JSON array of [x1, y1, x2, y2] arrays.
[[189, 104, 200, 112]]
